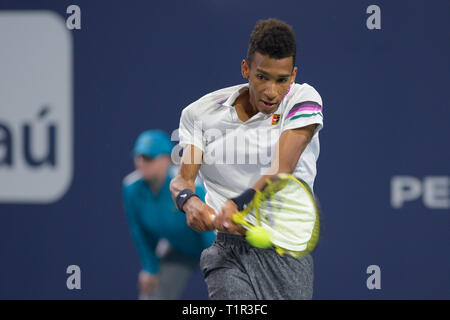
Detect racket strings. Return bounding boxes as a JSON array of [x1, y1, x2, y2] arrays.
[[235, 178, 292, 228], [231, 174, 321, 257]]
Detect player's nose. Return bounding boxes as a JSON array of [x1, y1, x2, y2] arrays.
[[263, 82, 277, 101]]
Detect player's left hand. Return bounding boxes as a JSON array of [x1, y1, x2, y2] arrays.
[[215, 200, 246, 235]]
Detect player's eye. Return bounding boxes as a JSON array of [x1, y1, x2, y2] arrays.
[[277, 78, 288, 83], [256, 74, 267, 80]]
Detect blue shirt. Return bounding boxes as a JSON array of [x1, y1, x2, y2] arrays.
[[122, 166, 215, 274]]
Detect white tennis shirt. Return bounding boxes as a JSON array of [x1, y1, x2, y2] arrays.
[[178, 82, 324, 213]]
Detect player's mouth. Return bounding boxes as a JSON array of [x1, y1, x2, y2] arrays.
[[260, 100, 277, 110]]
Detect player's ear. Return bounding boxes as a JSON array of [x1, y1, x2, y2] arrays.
[[291, 66, 298, 85], [241, 59, 250, 79]]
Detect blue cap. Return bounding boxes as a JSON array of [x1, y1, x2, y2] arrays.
[[133, 130, 173, 158]]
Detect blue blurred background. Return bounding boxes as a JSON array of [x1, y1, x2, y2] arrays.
[[0, 0, 448, 299]]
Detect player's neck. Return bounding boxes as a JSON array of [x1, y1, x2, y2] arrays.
[[233, 90, 258, 122]]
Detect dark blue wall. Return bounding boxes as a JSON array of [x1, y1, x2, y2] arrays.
[[0, 0, 448, 299]]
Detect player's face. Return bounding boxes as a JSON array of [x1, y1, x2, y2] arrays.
[[242, 52, 297, 114]]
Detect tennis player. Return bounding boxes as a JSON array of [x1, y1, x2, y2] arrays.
[[123, 130, 215, 299], [170, 18, 324, 299]]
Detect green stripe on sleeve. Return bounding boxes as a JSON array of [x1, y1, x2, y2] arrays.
[[287, 112, 323, 121]]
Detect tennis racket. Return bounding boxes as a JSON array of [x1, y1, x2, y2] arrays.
[[231, 173, 320, 258]]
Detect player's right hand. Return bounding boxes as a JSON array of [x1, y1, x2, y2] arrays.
[[183, 196, 216, 232]]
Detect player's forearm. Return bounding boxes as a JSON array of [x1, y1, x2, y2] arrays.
[[252, 125, 316, 191], [252, 150, 306, 190], [231, 158, 299, 213], [252, 167, 293, 191], [170, 161, 216, 231], [169, 145, 202, 201], [252, 173, 282, 191], [169, 174, 196, 201]]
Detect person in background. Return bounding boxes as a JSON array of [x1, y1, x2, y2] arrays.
[[123, 129, 215, 299]]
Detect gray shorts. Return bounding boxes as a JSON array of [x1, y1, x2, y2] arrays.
[[200, 232, 314, 300]]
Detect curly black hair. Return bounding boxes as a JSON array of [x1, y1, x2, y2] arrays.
[[247, 18, 296, 68]]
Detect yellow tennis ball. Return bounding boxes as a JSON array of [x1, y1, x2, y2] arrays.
[[246, 226, 272, 249]]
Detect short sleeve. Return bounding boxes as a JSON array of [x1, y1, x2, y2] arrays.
[[178, 106, 204, 152], [282, 86, 324, 134]]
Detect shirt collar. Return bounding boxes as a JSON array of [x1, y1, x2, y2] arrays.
[[221, 83, 249, 107]]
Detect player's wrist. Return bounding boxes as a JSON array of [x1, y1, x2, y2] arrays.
[[175, 188, 200, 213], [230, 188, 256, 211]]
